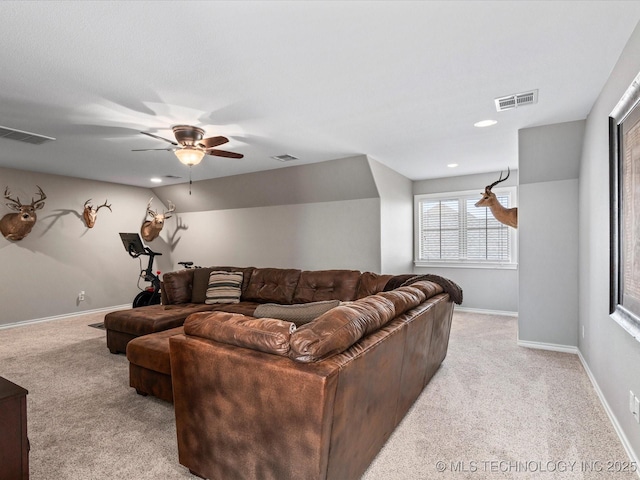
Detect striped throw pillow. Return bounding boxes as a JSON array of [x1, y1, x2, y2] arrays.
[[205, 271, 243, 304]]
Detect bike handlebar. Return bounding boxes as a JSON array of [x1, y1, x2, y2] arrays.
[[127, 243, 162, 259]]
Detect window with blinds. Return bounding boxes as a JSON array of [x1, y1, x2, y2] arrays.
[[414, 187, 517, 268]]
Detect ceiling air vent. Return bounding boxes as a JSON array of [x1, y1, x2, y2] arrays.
[[163, 175, 182, 179], [0, 125, 56, 145], [271, 154, 299, 162], [494, 89, 538, 112]]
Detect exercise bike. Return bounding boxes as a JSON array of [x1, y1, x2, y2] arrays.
[[119, 233, 163, 308]]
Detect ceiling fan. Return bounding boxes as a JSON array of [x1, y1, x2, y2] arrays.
[[133, 125, 243, 166]]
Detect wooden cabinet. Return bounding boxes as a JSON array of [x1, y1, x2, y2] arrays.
[[0, 376, 29, 480]]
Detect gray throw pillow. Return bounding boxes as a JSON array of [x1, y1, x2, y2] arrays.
[[254, 300, 340, 326]]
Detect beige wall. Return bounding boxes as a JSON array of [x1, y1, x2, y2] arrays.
[[368, 158, 414, 274], [579, 21, 640, 463], [518, 120, 583, 347], [166, 199, 381, 272], [0, 166, 173, 326], [154, 154, 385, 273]]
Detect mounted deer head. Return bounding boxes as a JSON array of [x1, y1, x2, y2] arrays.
[[82, 199, 112, 228], [475, 168, 518, 229], [0, 186, 47, 240], [140, 198, 175, 242]]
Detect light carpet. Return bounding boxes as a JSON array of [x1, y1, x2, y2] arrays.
[[0, 310, 635, 479]]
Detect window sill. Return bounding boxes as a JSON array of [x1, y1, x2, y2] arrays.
[[414, 261, 518, 270]]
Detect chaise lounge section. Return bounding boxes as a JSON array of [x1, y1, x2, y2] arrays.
[[104, 266, 259, 354]]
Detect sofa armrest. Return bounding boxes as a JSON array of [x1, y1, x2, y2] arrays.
[[169, 334, 340, 480], [162, 269, 194, 304], [184, 311, 295, 356]]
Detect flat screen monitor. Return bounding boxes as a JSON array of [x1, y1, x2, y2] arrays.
[[119, 233, 145, 255]]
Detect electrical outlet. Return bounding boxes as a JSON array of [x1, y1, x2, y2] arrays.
[[630, 391, 640, 423], [78, 291, 85, 302]]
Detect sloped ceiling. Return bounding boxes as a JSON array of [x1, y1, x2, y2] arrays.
[[0, 1, 639, 188]]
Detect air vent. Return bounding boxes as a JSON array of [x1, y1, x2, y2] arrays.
[[163, 175, 182, 179], [494, 90, 538, 112], [0, 125, 56, 145], [271, 154, 299, 162]]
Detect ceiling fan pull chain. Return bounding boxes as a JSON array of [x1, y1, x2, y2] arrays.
[[189, 167, 192, 195]]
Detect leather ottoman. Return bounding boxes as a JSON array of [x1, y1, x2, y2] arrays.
[[126, 326, 185, 403], [105, 304, 214, 354]]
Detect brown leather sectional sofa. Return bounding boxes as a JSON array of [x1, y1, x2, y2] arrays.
[[104, 266, 461, 480]]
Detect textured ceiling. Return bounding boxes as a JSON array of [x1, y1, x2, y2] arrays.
[[0, 1, 639, 188]]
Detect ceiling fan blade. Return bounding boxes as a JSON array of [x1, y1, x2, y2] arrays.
[[199, 136, 229, 149], [206, 149, 243, 159], [140, 131, 179, 146], [131, 148, 175, 152]]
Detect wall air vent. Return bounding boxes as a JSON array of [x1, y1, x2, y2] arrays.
[[0, 125, 56, 145], [494, 90, 538, 112], [271, 154, 299, 162]]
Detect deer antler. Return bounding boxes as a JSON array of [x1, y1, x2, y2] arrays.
[[146, 198, 157, 217], [96, 200, 112, 212], [4, 187, 22, 206], [84, 199, 92, 209], [163, 200, 176, 219], [486, 167, 511, 191], [31, 186, 46, 207]]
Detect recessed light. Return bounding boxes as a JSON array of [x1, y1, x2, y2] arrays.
[[474, 119, 497, 128], [150, 177, 162, 183], [447, 163, 458, 168]]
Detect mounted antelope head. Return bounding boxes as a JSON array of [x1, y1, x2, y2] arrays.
[[0, 186, 47, 241], [475, 168, 518, 229], [82, 199, 112, 228], [140, 198, 175, 242]]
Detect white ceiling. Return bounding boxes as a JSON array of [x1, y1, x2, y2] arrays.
[[1, 1, 639, 188]]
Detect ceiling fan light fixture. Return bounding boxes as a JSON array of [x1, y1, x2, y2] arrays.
[[175, 146, 205, 166]]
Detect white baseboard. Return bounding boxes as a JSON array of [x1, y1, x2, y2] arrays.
[[577, 350, 640, 478], [0, 304, 130, 330], [455, 306, 519, 317], [516, 339, 578, 354]]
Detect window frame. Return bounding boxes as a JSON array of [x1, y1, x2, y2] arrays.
[[413, 187, 518, 269]]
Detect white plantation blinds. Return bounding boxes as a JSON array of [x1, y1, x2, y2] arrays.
[[415, 189, 516, 266]]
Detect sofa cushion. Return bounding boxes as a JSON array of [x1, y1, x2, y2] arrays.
[[162, 270, 194, 304], [254, 300, 340, 326], [192, 266, 255, 303], [242, 268, 302, 304], [376, 286, 426, 316], [126, 326, 184, 375], [288, 295, 395, 362], [205, 271, 243, 304], [104, 303, 214, 337], [184, 311, 294, 356], [292, 270, 361, 303], [207, 301, 261, 317], [356, 272, 393, 298], [403, 280, 444, 300]]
